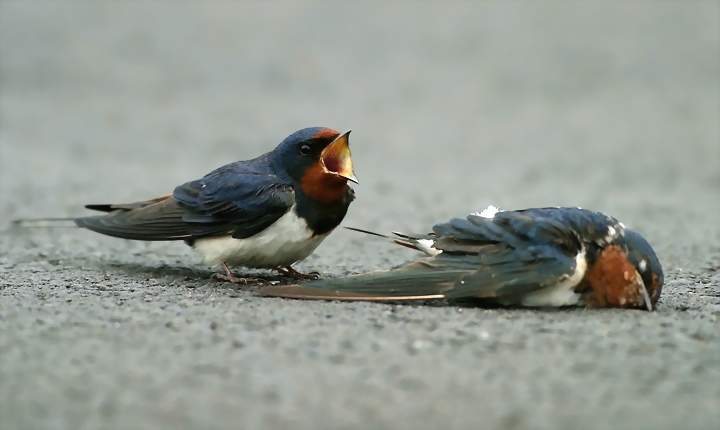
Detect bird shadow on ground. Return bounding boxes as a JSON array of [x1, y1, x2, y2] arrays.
[[100, 261, 301, 287]]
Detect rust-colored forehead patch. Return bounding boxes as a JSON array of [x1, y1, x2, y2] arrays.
[[313, 128, 340, 140]]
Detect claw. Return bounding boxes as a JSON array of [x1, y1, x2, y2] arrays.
[[212, 273, 264, 285], [213, 263, 264, 285]]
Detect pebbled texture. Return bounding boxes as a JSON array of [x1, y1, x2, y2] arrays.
[[1, 2, 719, 430]]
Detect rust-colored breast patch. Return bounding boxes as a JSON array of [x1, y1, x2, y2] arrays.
[[300, 161, 349, 204], [584, 245, 645, 309]]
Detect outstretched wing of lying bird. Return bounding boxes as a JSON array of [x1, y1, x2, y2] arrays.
[[259, 206, 663, 310]]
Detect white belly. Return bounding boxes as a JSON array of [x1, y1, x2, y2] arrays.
[[520, 249, 587, 307], [192, 207, 329, 268]]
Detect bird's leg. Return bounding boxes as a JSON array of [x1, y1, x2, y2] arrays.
[[277, 265, 320, 280], [213, 263, 263, 285]]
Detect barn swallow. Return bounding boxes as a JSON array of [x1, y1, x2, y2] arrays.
[[260, 206, 664, 310], [17, 127, 357, 282]]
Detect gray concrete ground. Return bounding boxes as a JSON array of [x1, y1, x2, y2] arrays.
[[1, 2, 719, 430]]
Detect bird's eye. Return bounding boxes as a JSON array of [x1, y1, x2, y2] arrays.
[[299, 144, 312, 155]]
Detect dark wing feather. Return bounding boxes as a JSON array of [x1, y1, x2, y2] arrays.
[[173, 172, 294, 239], [433, 209, 583, 254], [260, 260, 463, 301], [84, 195, 172, 213], [75, 197, 230, 240], [76, 159, 295, 241], [444, 245, 578, 300]]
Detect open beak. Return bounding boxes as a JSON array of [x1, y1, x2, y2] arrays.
[[320, 130, 358, 184]]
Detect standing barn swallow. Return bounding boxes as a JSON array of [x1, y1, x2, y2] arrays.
[[260, 206, 664, 310], [18, 127, 357, 281]]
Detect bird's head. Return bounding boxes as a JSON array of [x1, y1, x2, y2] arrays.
[[622, 229, 664, 310], [585, 227, 663, 311], [274, 127, 357, 203]]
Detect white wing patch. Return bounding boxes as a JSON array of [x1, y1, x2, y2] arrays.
[[415, 239, 442, 256], [471, 205, 502, 219], [605, 226, 617, 243], [597, 222, 625, 245]]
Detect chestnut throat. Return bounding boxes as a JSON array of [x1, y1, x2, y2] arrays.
[[579, 245, 647, 309], [296, 167, 354, 236]]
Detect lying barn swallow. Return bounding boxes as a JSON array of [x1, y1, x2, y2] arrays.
[[260, 206, 664, 310], [17, 127, 357, 282]]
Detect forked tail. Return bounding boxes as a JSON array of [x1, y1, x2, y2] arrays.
[[344, 226, 438, 255]]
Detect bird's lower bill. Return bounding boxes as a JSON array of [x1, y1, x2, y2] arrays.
[[320, 131, 358, 183], [632, 271, 654, 311]]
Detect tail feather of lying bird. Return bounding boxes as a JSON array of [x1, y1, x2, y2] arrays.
[[261, 206, 664, 311], [343, 226, 440, 254]]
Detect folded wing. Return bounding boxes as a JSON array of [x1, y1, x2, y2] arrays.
[[75, 165, 295, 241]]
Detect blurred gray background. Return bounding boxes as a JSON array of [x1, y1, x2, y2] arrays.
[[1, 2, 718, 430]]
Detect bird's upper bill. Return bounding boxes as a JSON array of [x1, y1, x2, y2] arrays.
[[319, 130, 358, 184]]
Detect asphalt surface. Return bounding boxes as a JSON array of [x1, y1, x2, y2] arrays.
[[1, 2, 719, 430]]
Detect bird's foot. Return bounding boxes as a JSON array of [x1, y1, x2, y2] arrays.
[[213, 263, 264, 285], [277, 266, 320, 280], [212, 272, 264, 285]]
